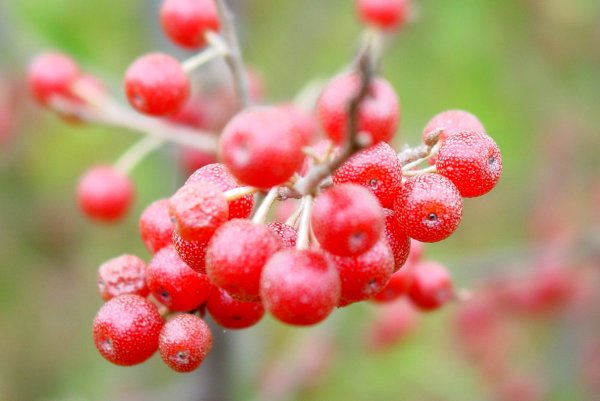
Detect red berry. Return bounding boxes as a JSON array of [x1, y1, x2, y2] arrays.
[[364, 298, 418, 352], [139, 199, 173, 254], [371, 261, 415, 303], [159, 314, 212, 372], [125, 53, 189, 116], [317, 73, 399, 145], [266, 221, 298, 249], [173, 232, 210, 274], [312, 184, 384, 257], [422, 109, 484, 142], [278, 103, 318, 145], [160, 0, 220, 49], [357, 0, 411, 30], [93, 294, 163, 366], [168, 182, 228, 242], [186, 163, 254, 219], [436, 131, 502, 198], [327, 239, 394, 306], [98, 255, 148, 301], [76, 165, 134, 222], [146, 246, 213, 311], [28, 52, 79, 106], [408, 261, 453, 311], [382, 209, 411, 271], [332, 142, 402, 208], [207, 288, 265, 329], [206, 219, 281, 302], [260, 249, 341, 326], [406, 238, 424, 265], [180, 147, 218, 174], [394, 174, 463, 243], [219, 106, 305, 188]]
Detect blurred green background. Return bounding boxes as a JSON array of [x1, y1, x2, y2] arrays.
[[0, 0, 599, 400]]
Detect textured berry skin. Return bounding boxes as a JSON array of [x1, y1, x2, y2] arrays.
[[28, 52, 79, 106], [327, 239, 394, 306], [383, 209, 411, 271], [93, 295, 163, 366], [76, 165, 134, 222], [186, 163, 254, 219], [139, 199, 173, 254], [436, 131, 502, 198], [173, 233, 209, 274], [394, 174, 463, 242], [408, 261, 453, 311], [207, 287, 265, 329], [332, 142, 402, 208], [357, 0, 410, 30], [160, 0, 220, 49], [206, 219, 281, 302], [317, 73, 399, 145], [146, 246, 213, 311], [312, 184, 384, 257], [168, 182, 228, 242], [98, 254, 148, 301], [159, 314, 212, 372], [260, 249, 340, 326], [266, 222, 297, 249], [371, 261, 415, 303], [125, 53, 189, 116], [219, 107, 305, 188], [422, 109, 484, 141]]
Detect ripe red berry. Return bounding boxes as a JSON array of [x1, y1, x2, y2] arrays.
[[98, 254, 148, 301], [205, 219, 281, 302], [159, 314, 212, 372], [357, 0, 411, 30], [185, 163, 254, 219], [327, 239, 394, 306], [332, 142, 402, 208], [317, 73, 399, 145], [260, 249, 341, 326], [173, 232, 210, 274], [168, 182, 228, 242], [93, 294, 163, 366], [408, 261, 453, 310], [219, 107, 305, 188], [160, 0, 220, 49], [371, 261, 415, 303], [139, 199, 173, 254], [436, 131, 502, 198], [206, 287, 265, 329], [364, 298, 418, 352], [278, 103, 319, 145], [28, 52, 80, 106], [422, 109, 484, 142], [266, 221, 298, 249], [76, 165, 134, 222], [146, 246, 213, 311], [180, 147, 218, 174], [382, 209, 411, 271], [125, 53, 189, 116], [394, 174, 463, 243], [312, 184, 384, 257]]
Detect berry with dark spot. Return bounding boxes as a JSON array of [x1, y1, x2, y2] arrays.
[[207, 287, 265, 329], [159, 313, 212, 372]]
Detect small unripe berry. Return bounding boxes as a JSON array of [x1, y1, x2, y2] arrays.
[[76, 165, 134, 222], [28, 52, 80, 106], [357, 0, 411, 30], [125, 53, 189, 116], [98, 254, 148, 301], [93, 294, 163, 366], [207, 288, 265, 329], [139, 199, 173, 254], [160, 0, 220, 49], [159, 314, 213, 372]]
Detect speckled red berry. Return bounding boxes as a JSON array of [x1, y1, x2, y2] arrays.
[[93, 294, 163, 366], [333, 142, 402, 208], [146, 246, 213, 311], [98, 254, 148, 301], [219, 106, 305, 188], [206, 219, 281, 302], [382, 209, 411, 271], [159, 314, 212, 372], [266, 222, 298, 249], [312, 184, 384, 257], [76, 165, 134, 222], [394, 174, 463, 242], [422, 109, 484, 142], [160, 0, 220, 49], [260, 249, 341, 326], [317, 73, 399, 145], [371, 261, 416, 303], [125, 53, 189, 116], [408, 261, 453, 311], [357, 0, 411, 30], [173, 232, 210, 274], [139, 199, 173, 254], [436, 131, 502, 198], [28, 52, 80, 106], [207, 287, 265, 329]]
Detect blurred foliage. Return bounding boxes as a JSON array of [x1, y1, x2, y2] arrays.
[[0, 0, 599, 400]]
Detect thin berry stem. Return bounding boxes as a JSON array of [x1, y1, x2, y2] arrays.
[[251, 186, 279, 224], [223, 186, 258, 202], [285, 201, 304, 228], [402, 165, 437, 176], [401, 141, 441, 171], [113, 136, 165, 175], [181, 40, 228, 74], [296, 195, 313, 250]]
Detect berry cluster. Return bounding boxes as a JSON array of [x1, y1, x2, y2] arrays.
[[27, 0, 502, 372]]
